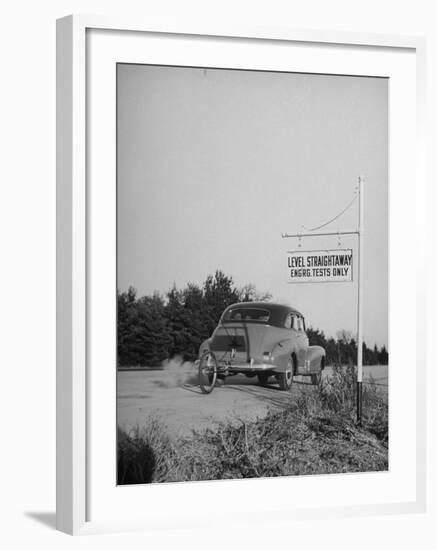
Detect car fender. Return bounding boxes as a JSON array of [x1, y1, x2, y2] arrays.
[[306, 345, 326, 370], [271, 339, 297, 372]]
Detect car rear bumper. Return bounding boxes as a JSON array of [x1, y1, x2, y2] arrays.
[[221, 362, 274, 372]]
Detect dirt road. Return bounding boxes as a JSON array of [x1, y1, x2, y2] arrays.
[[117, 365, 387, 438]]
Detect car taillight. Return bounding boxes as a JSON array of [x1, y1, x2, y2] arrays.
[[263, 352, 273, 361]]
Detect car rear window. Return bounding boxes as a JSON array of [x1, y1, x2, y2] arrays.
[[223, 308, 270, 323]]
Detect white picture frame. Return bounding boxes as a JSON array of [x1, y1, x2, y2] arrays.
[[56, 14, 427, 535]]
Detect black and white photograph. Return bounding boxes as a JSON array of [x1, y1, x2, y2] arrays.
[[116, 63, 389, 485], [1, 0, 433, 544]]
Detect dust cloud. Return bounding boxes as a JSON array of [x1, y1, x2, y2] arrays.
[[153, 356, 198, 388]]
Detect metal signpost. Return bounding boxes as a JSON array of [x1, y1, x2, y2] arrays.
[[282, 176, 364, 424]]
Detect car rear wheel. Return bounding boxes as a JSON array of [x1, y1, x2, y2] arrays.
[[277, 357, 294, 391], [199, 351, 217, 394], [257, 372, 270, 386], [311, 371, 322, 385]]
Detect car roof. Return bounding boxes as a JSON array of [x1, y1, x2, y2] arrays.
[[222, 302, 303, 321]]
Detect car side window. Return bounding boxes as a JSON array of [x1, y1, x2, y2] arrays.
[[284, 313, 292, 329], [286, 315, 304, 331]]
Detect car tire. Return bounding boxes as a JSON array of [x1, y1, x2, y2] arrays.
[[311, 371, 322, 385], [277, 358, 294, 391], [257, 372, 270, 386]]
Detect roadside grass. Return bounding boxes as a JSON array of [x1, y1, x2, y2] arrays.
[[117, 363, 388, 484]]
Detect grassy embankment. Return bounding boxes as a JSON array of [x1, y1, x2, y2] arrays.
[[117, 364, 388, 484]]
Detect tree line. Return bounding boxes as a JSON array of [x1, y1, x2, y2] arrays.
[[117, 270, 388, 367]]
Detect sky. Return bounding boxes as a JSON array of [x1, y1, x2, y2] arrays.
[[117, 64, 388, 348]]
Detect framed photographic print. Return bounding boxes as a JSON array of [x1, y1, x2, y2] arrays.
[[56, 15, 426, 535]]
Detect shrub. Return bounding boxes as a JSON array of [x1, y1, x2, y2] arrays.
[[117, 428, 156, 484], [117, 418, 176, 484]]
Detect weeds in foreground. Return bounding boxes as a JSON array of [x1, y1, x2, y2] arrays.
[[117, 364, 388, 484]]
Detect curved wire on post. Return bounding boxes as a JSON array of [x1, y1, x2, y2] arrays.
[[307, 192, 358, 232]]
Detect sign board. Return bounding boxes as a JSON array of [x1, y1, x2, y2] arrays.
[[286, 249, 353, 283]]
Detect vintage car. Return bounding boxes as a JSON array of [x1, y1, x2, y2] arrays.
[[198, 302, 325, 393]]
